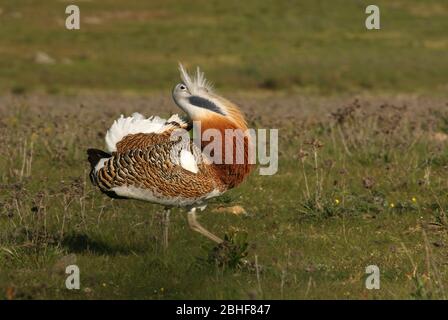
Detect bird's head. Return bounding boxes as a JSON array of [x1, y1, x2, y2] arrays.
[[173, 63, 253, 186], [172, 63, 247, 131]]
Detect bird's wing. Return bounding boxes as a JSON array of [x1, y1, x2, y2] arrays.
[[93, 140, 224, 206], [92, 113, 226, 205], [105, 113, 190, 153]]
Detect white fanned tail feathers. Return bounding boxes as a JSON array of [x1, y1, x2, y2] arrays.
[[101, 112, 198, 174], [105, 113, 188, 153]]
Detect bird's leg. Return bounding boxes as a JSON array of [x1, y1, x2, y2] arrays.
[[162, 207, 170, 250], [187, 207, 223, 244]]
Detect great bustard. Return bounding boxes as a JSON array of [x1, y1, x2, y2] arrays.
[[87, 64, 253, 246]]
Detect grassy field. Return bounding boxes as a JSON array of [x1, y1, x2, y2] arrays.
[[0, 0, 447, 94], [1, 1, 448, 300], [1, 93, 448, 299]]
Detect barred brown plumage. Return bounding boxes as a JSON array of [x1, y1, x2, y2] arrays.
[[87, 64, 253, 246], [93, 141, 223, 201]]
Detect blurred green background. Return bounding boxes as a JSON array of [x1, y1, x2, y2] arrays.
[[0, 0, 447, 94]]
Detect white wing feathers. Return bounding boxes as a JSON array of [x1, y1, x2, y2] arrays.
[[105, 113, 188, 153], [180, 149, 199, 174]]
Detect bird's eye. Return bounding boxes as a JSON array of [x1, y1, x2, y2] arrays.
[[179, 85, 186, 90]]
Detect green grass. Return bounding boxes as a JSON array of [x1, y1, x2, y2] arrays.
[[0, 0, 447, 94], [1, 0, 448, 300], [1, 94, 448, 299]]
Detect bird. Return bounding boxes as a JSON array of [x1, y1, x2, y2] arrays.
[[87, 63, 253, 246]]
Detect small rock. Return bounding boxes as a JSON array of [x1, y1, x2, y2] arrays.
[[431, 132, 448, 142], [213, 205, 247, 215], [83, 287, 93, 294], [35, 51, 55, 65]]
